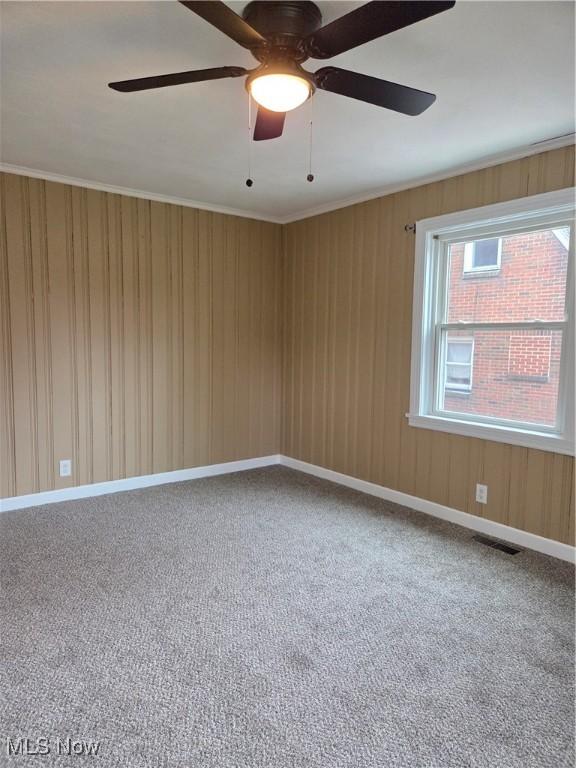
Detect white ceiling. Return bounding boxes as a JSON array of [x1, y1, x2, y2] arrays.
[[1, 1, 574, 222]]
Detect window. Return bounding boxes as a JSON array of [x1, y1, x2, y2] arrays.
[[445, 338, 474, 391], [463, 237, 501, 273], [409, 188, 574, 455]]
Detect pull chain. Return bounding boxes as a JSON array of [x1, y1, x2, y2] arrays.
[[246, 93, 254, 188], [307, 98, 314, 183]]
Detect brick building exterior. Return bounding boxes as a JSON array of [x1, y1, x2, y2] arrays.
[[443, 228, 569, 427]]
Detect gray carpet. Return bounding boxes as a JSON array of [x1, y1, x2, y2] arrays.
[[1, 466, 574, 768]]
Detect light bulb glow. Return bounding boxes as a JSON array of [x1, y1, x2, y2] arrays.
[[249, 74, 310, 112]]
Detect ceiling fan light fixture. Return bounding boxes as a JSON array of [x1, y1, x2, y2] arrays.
[[109, 1, 456, 138], [249, 73, 311, 113]]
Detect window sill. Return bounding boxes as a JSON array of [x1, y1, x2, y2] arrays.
[[507, 375, 550, 384], [407, 413, 574, 456], [462, 269, 501, 279]]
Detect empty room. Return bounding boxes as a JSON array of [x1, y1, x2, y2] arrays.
[[0, 1, 574, 766]]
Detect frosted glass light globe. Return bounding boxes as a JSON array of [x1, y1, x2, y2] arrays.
[[250, 74, 311, 112]]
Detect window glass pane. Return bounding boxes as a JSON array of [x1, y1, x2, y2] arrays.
[[439, 329, 562, 428], [472, 238, 499, 269], [447, 226, 570, 323], [446, 364, 471, 389], [447, 340, 473, 364]]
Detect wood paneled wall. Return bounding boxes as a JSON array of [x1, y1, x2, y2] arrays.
[[0, 172, 282, 497], [2, 149, 574, 545], [283, 147, 575, 545]]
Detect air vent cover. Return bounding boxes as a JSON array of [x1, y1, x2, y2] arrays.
[[473, 535, 521, 555]]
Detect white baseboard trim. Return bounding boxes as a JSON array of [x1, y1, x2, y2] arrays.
[[0, 455, 281, 513], [3, 452, 573, 563], [280, 455, 575, 564]]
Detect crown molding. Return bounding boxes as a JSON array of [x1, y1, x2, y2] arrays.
[[1, 133, 573, 226], [0, 163, 284, 225], [277, 134, 576, 224]]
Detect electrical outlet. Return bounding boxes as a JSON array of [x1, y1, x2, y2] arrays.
[[476, 483, 488, 504], [59, 459, 72, 477]]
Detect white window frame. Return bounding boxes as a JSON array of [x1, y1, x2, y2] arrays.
[[409, 187, 575, 456], [463, 237, 502, 273], [445, 338, 474, 392]]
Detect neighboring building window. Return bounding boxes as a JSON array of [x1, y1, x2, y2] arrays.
[[463, 237, 501, 273], [445, 338, 474, 391], [409, 188, 574, 455]]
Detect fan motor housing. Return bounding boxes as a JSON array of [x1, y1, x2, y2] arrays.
[[242, 1, 322, 48]]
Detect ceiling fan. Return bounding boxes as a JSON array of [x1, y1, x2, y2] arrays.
[[109, 1, 455, 141]]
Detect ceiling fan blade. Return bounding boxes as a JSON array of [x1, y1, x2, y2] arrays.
[[179, 1, 266, 50], [109, 66, 248, 92], [315, 67, 435, 115], [253, 107, 285, 141], [304, 1, 455, 59]]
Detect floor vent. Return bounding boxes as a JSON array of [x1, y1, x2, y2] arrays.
[[472, 535, 522, 555]]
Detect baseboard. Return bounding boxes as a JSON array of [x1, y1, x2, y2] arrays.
[[3, 453, 573, 564], [280, 455, 575, 564], [0, 455, 281, 513]]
